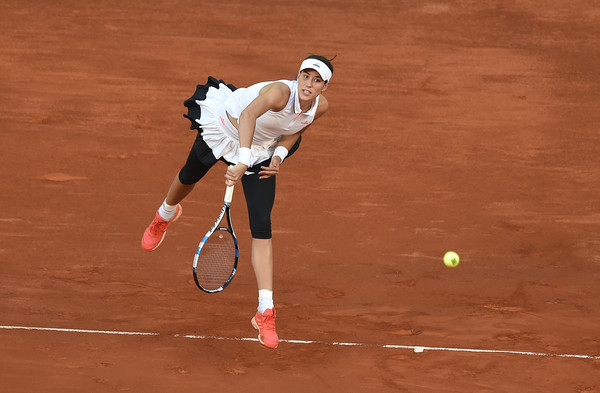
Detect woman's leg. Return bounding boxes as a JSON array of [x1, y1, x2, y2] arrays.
[[242, 139, 301, 303], [242, 173, 279, 348], [251, 238, 273, 290], [164, 131, 220, 206], [241, 173, 276, 290], [142, 133, 217, 251], [165, 174, 196, 206]]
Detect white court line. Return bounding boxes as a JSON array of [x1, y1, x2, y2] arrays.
[[1, 325, 598, 360], [0, 325, 159, 336]]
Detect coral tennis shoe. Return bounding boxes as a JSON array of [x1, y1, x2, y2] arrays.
[[251, 308, 278, 349], [141, 205, 182, 251]]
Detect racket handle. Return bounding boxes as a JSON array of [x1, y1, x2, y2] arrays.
[[224, 185, 234, 204]]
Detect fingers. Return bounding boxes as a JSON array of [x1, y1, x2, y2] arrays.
[[225, 158, 283, 182], [224, 163, 247, 185], [258, 162, 280, 179]]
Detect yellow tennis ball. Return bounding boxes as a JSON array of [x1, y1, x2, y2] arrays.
[[443, 251, 460, 267]]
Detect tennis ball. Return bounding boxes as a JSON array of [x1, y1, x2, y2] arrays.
[[443, 251, 460, 267]]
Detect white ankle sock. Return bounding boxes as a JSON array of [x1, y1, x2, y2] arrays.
[[257, 289, 274, 314], [158, 200, 177, 221]]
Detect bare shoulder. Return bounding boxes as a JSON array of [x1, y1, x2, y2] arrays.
[[259, 81, 291, 95], [258, 82, 291, 111]]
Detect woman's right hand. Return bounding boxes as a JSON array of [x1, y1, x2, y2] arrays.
[[225, 163, 248, 186]]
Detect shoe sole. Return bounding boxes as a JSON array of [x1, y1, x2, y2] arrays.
[[251, 316, 278, 349], [143, 206, 183, 252]]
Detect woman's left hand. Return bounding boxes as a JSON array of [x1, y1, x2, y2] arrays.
[[258, 156, 282, 179]]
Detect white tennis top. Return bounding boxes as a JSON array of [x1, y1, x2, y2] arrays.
[[195, 79, 319, 166]]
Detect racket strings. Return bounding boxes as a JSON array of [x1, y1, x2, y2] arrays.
[[197, 230, 236, 290]]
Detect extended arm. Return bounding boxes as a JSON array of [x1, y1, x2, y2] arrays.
[[225, 83, 290, 185]]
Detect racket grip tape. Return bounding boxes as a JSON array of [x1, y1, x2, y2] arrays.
[[224, 185, 234, 204]]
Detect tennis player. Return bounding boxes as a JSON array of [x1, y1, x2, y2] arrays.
[[141, 55, 334, 349]]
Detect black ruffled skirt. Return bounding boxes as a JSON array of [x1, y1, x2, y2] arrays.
[[183, 76, 237, 130]]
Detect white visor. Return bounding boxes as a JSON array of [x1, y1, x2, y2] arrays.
[[299, 58, 332, 82]]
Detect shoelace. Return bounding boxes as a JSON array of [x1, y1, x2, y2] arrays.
[[261, 311, 276, 330], [150, 218, 169, 235]]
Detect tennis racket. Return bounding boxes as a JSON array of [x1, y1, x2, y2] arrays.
[[192, 185, 238, 293]]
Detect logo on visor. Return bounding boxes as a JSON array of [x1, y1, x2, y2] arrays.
[[312, 63, 321, 68]]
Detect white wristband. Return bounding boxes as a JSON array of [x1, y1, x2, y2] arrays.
[[237, 147, 252, 167], [273, 146, 289, 163]]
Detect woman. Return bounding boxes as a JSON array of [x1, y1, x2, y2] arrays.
[[141, 55, 334, 349]]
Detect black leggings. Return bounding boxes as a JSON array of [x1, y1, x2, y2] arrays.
[[178, 132, 301, 239]]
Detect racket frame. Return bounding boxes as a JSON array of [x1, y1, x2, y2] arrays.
[[192, 185, 238, 293]]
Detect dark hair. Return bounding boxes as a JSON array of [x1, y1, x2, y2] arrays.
[[304, 54, 335, 75]]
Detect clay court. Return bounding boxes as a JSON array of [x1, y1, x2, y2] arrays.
[[1, 0, 599, 391]]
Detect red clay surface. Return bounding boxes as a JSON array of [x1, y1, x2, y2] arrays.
[[1, 1, 600, 392]]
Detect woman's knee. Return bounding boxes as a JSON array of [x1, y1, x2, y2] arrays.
[[178, 168, 201, 185], [249, 216, 272, 239]]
